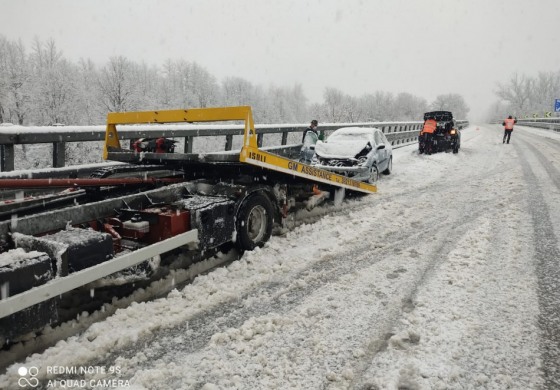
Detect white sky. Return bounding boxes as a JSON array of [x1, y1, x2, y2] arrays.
[[2, 0, 560, 121]]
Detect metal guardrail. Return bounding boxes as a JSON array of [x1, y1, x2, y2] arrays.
[[516, 118, 560, 132], [516, 117, 560, 123], [0, 229, 198, 319], [0, 120, 469, 172]]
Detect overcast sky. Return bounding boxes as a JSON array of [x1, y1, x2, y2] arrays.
[[2, 0, 560, 121]]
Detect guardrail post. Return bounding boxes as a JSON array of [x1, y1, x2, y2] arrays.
[[1, 145, 15, 172], [225, 135, 233, 151], [184, 136, 193, 153], [53, 142, 66, 168], [281, 132, 288, 145]]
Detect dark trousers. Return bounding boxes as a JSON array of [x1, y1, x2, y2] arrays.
[[424, 133, 434, 153], [503, 129, 513, 143]]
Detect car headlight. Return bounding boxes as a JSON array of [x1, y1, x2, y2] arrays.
[[450, 129, 456, 135], [357, 156, 368, 166]]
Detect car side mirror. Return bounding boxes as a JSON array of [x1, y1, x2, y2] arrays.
[[377, 144, 386, 150]]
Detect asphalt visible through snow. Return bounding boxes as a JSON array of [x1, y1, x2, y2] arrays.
[[515, 133, 560, 389]]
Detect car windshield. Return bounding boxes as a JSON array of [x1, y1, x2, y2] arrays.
[[328, 131, 372, 142]]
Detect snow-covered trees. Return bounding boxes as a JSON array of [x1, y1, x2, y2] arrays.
[[0, 35, 472, 126], [75, 59, 101, 125], [31, 39, 78, 125], [358, 92, 394, 121], [322, 87, 345, 123], [531, 72, 559, 113], [97, 56, 137, 113], [157, 60, 219, 109], [0, 37, 32, 124], [495, 73, 533, 116], [0, 37, 7, 123], [394, 93, 429, 121], [430, 93, 470, 119], [221, 76, 254, 107], [494, 71, 560, 118], [303, 87, 465, 124]]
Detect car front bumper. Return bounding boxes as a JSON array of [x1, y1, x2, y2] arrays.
[[312, 164, 369, 181]]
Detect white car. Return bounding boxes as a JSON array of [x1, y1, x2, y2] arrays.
[[312, 127, 392, 183]]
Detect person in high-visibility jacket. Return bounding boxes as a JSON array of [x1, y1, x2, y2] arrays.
[[502, 115, 517, 144], [421, 117, 437, 154]]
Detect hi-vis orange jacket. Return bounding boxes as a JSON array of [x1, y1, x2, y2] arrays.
[[422, 119, 437, 134], [503, 118, 515, 130]]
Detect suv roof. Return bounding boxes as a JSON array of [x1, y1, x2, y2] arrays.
[[424, 111, 454, 121]]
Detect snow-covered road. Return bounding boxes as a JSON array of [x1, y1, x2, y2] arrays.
[[2, 124, 560, 389]]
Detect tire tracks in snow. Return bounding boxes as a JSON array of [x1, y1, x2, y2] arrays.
[[350, 179, 529, 386], [87, 196, 476, 371], [87, 161, 512, 387], [514, 137, 560, 389], [78, 129, 510, 383]]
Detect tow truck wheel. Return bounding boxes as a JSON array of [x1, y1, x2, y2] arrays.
[[453, 142, 459, 154], [236, 194, 274, 251], [367, 165, 379, 184]]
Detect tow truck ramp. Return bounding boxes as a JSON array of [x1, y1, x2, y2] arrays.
[[104, 106, 377, 194]]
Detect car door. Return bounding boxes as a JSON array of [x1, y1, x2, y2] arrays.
[[373, 130, 388, 169], [380, 131, 392, 160]]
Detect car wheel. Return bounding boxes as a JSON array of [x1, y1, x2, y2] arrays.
[[382, 157, 392, 175], [367, 165, 379, 184], [236, 193, 274, 251]]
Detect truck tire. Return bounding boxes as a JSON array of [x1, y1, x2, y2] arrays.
[[453, 141, 459, 154], [236, 193, 274, 250]]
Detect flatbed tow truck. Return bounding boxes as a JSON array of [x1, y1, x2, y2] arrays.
[[0, 106, 376, 345]]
